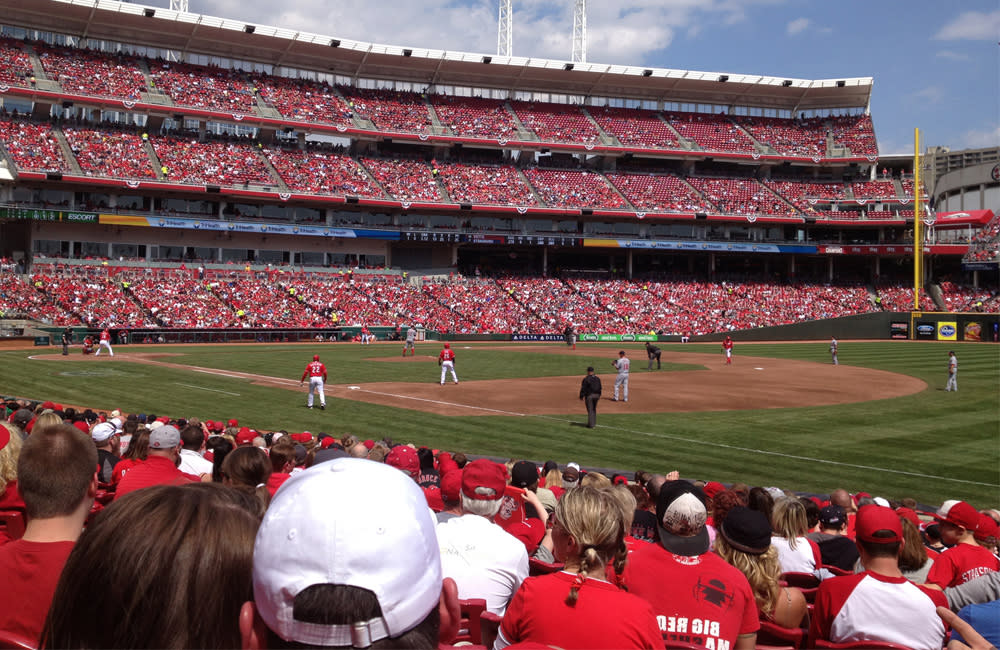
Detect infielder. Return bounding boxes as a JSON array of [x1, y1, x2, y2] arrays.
[[438, 342, 458, 385], [300, 354, 327, 409], [722, 335, 733, 365], [645, 341, 661, 370], [95, 328, 114, 357], [403, 325, 417, 357], [830, 337, 839, 365], [611, 349, 630, 402], [945, 350, 958, 392]]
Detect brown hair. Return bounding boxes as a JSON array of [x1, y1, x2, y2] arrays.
[[121, 427, 151, 461], [18, 424, 97, 519], [269, 440, 297, 473], [898, 516, 929, 572], [221, 446, 272, 518], [42, 483, 259, 649]]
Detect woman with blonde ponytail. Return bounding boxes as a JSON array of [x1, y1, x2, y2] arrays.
[[493, 486, 663, 649]]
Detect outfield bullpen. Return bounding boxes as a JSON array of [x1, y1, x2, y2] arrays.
[[30, 346, 926, 416]]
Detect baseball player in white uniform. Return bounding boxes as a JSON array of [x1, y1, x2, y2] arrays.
[[404, 325, 417, 357], [95, 328, 114, 357], [830, 337, 839, 365], [300, 354, 327, 409], [438, 343, 458, 385], [945, 351, 958, 392], [611, 350, 630, 402]]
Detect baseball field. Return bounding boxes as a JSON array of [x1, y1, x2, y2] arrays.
[[1, 339, 997, 506]]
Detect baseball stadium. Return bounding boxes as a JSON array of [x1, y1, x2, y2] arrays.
[[0, 1, 998, 535]]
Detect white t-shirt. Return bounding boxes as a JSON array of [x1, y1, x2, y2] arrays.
[[178, 449, 213, 477], [437, 513, 529, 616]]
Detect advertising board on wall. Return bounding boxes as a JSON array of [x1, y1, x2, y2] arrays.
[[937, 322, 958, 341], [890, 322, 909, 339], [915, 322, 936, 340]]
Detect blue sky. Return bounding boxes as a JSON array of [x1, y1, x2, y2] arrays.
[[169, 0, 998, 155]]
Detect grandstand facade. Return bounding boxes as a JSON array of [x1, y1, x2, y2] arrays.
[[0, 0, 997, 337]]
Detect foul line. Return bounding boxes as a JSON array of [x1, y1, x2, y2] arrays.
[[173, 382, 241, 396], [527, 415, 997, 488], [352, 388, 525, 416]]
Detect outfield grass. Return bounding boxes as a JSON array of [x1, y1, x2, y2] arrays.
[[1, 340, 997, 506]]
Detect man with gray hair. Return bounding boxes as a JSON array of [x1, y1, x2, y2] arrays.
[[436, 459, 528, 615], [114, 425, 196, 499]]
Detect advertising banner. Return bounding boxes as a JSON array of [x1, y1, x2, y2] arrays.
[[937, 322, 957, 341], [915, 322, 936, 340], [579, 333, 657, 342], [511, 334, 566, 342], [890, 322, 909, 339], [962, 321, 983, 342]]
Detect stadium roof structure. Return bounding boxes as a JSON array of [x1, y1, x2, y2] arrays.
[[2, 0, 874, 114]]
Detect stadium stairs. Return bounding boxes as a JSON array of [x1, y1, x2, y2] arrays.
[[516, 168, 547, 206], [425, 97, 448, 135], [24, 46, 61, 93], [143, 140, 166, 180], [51, 127, 82, 174], [257, 150, 291, 192], [502, 102, 539, 142], [579, 107, 620, 147], [137, 60, 175, 107]]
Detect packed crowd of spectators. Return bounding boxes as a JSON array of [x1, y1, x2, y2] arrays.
[[851, 180, 899, 200], [265, 147, 384, 197], [0, 115, 69, 172], [436, 162, 537, 207], [148, 61, 256, 113], [686, 177, 791, 216], [1, 400, 996, 650], [150, 135, 275, 186], [62, 128, 156, 180], [429, 95, 519, 139], [339, 87, 432, 134], [251, 75, 353, 125], [36, 45, 146, 100], [0, 38, 34, 89], [965, 214, 1000, 262], [606, 172, 711, 213], [360, 157, 442, 202], [522, 168, 628, 209], [2, 264, 994, 335]]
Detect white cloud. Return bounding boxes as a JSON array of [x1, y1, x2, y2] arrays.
[[182, 0, 784, 66], [933, 9, 1000, 40], [910, 85, 945, 104], [958, 124, 1000, 149], [935, 50, 971, 61], [786, 17, 810, 36]]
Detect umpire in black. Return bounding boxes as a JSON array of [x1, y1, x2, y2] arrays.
[[645, 341, 661, 370], [579, 366, 602, 428], [61, 327, 73, 356]]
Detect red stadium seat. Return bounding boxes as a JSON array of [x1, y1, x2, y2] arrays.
[[0, 510, 26, 541], [0, 629, 36, 650], [528, 557, 564, 576], [453, 598, 486, 645], [480, 611, 502, 648], [757, 620, 805, 649], [815, 641, 911, 650]]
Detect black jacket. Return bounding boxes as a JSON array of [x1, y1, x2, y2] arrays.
[[580, 374, 602, 398]]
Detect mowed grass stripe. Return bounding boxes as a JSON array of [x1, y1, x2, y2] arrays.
[[3, 340, 997, 505]]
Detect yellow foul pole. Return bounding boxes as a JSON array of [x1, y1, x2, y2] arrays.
[[913, 128, 922, 310]]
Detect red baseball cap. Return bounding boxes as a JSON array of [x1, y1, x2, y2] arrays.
[[0, 425, 9, 452], [320, 437, 336, 449], [235, 427, 256, 446], [386, 445, 419, 477], [291, 432, 313, 444], [703, 481, 725, 498], [974, 513, 999, 543], [856, 505, 902, 543], [440, 470, 462, 503], [227, 419, 239, 427], [935, 500, 980, 531], [461, 459, 507, 501], [895, 507, 921, 528]]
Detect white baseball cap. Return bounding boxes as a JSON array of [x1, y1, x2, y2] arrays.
[[252, 457, 442, 646], [91, 422, 117, 443]]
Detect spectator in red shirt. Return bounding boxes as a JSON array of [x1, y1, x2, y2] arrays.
[[926, 500, 1000, 588], [0, 423, 97, 643], [496, 486, 663, 649], [114, 425, 197, 500]]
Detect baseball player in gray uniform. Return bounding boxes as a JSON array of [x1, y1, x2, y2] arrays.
[[945, 350, 958, 392], [611, 350, 630, 402], [830, 337, 839, 365], [403, 325, 417, 357]]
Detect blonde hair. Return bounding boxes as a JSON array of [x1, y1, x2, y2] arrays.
[[579, 471, 610, 489], [0, 423, 23, 485], [555, 487, 626, 606], [601, 485, 637, 536], [715, 533, 782, 616], [771, 497, 808, 549], [33, 411, 63, 432], [543, 468, 562, 489]]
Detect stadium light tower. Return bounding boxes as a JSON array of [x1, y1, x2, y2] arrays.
[[571, 0, 586, 63], [170, 0, 189, 12], [497, 0, 512, 57]]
